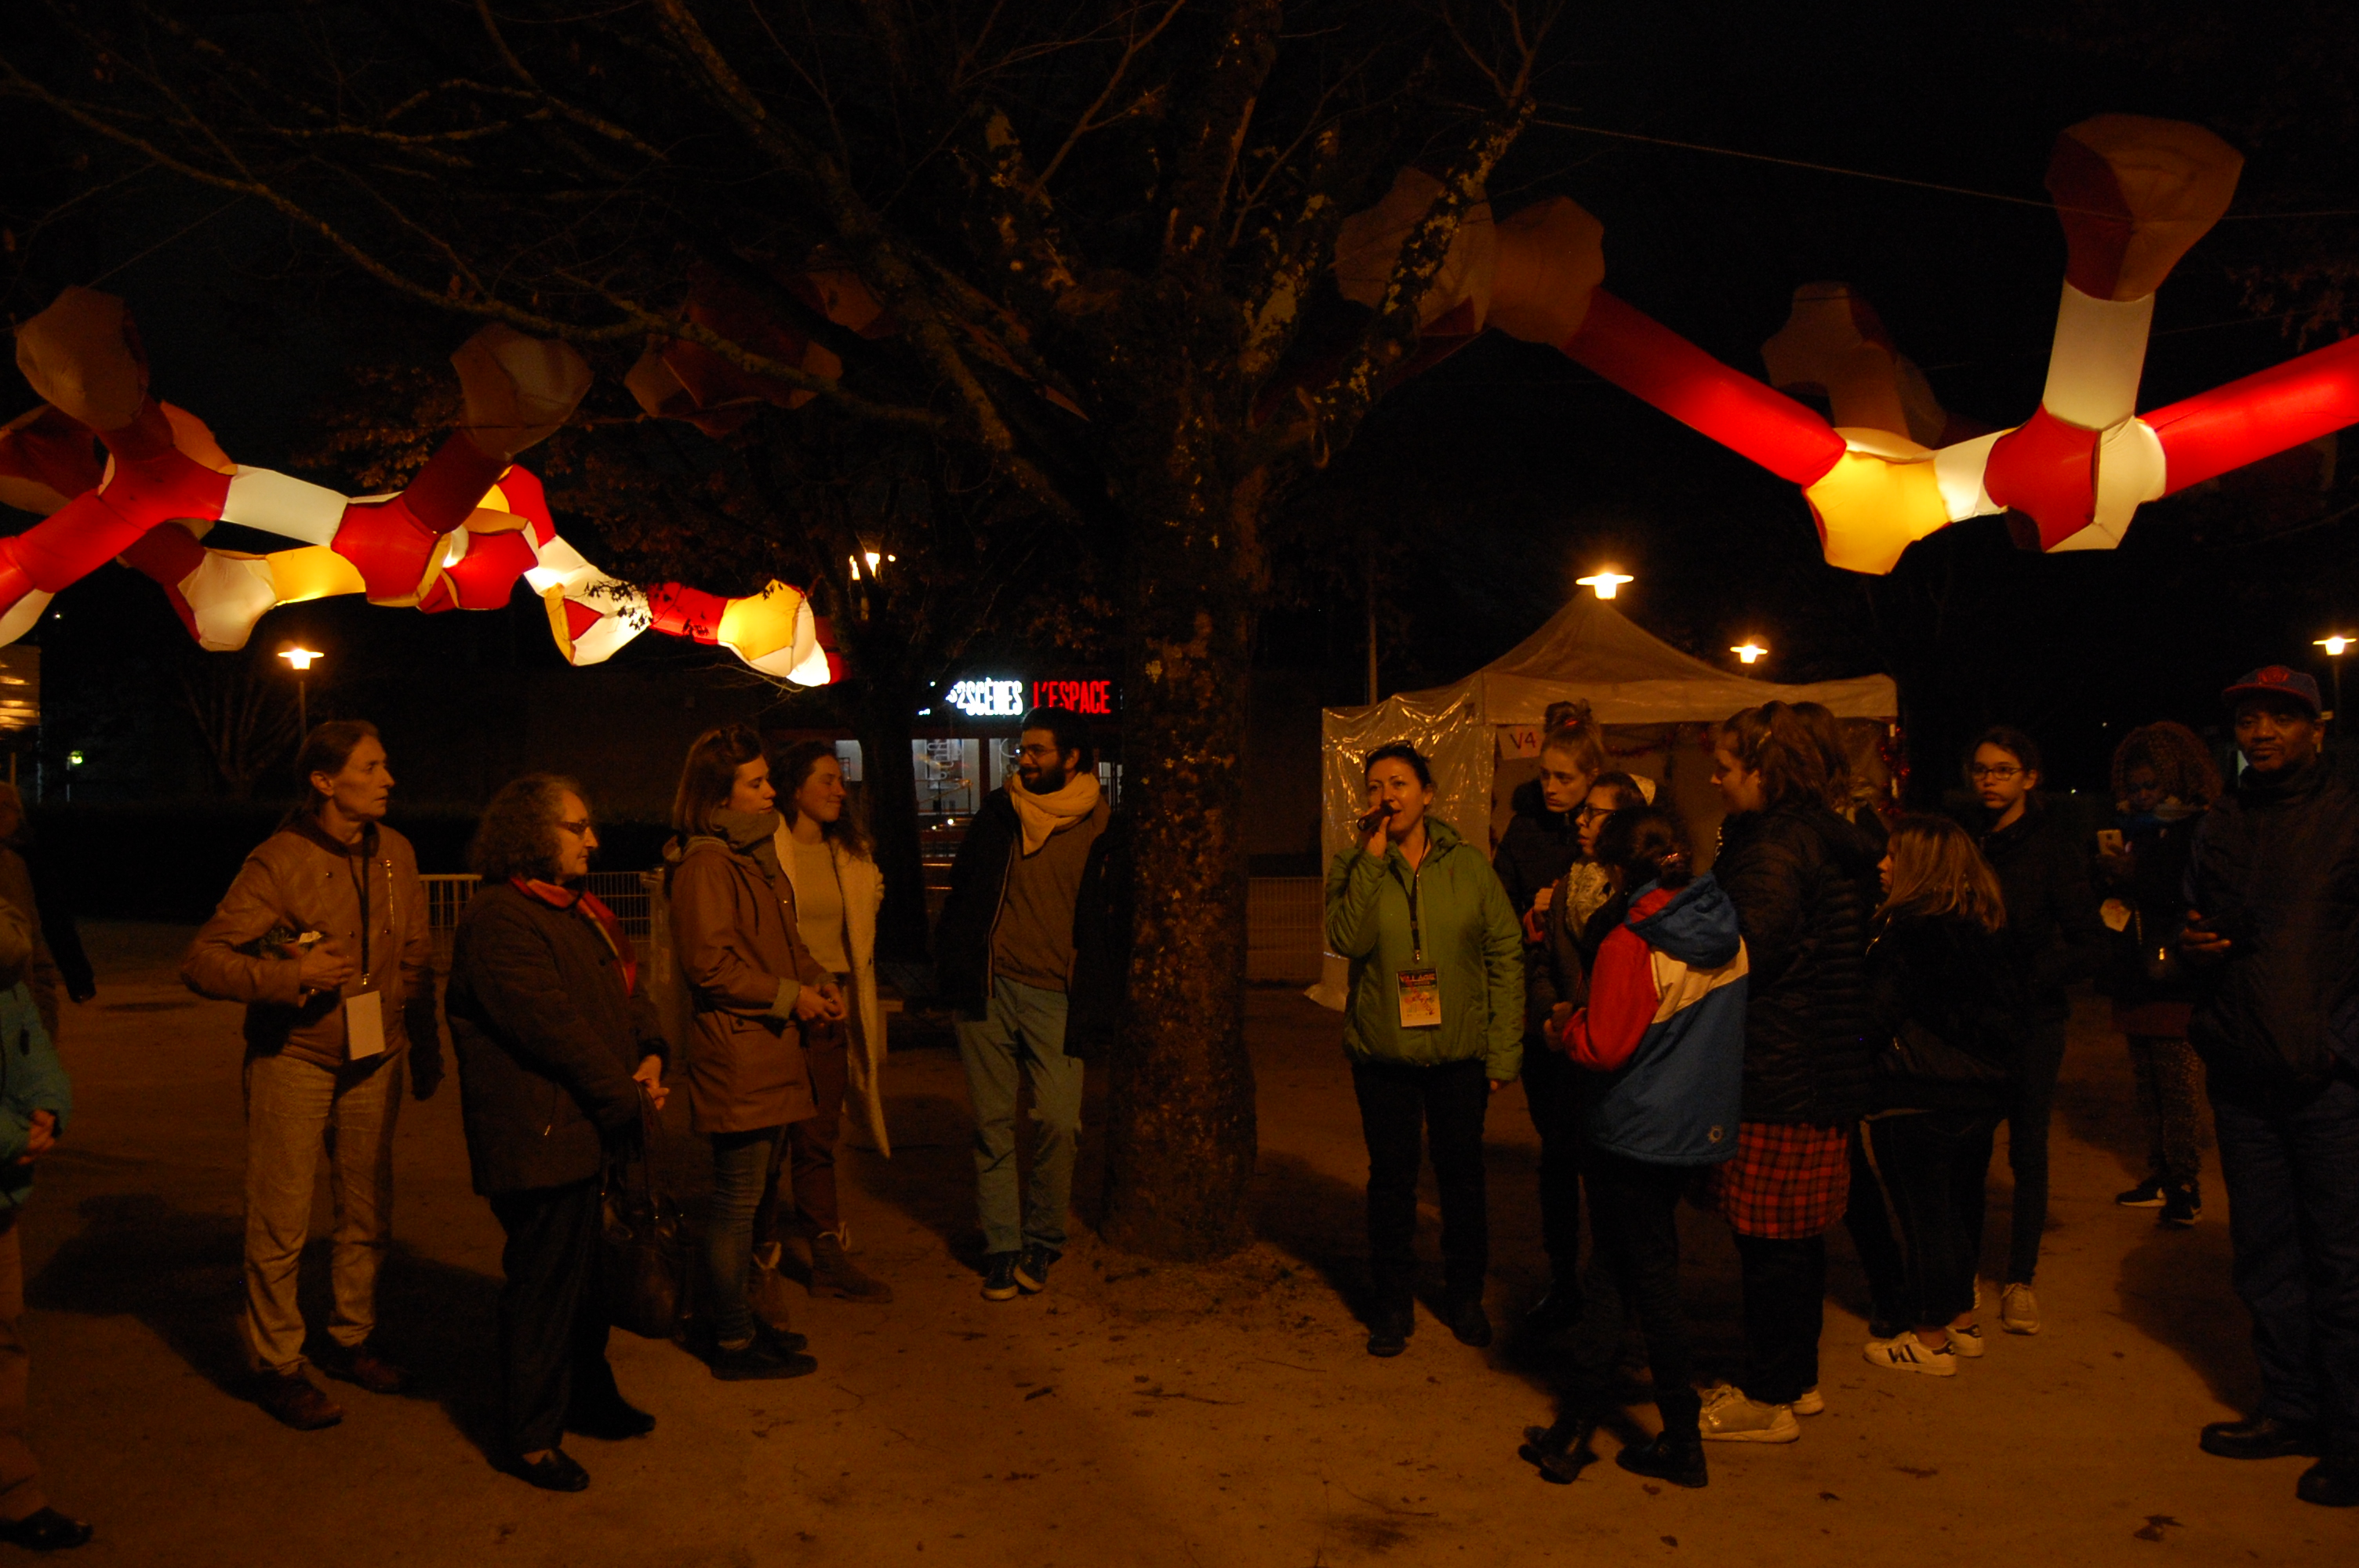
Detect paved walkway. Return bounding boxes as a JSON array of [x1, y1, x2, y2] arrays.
[[16, 924, 2356, 1564]]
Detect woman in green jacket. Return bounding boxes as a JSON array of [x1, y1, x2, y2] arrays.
[[1326, 742, 1524, 1358]]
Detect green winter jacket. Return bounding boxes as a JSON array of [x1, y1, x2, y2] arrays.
[[1325, 818, 1525, 1081]]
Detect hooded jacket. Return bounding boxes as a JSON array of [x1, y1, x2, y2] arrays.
[[2184, 756, 2359, 1094], [1967, 794, 2106, 1022], [1325, 818, 1524, 1080], [665, 811, 827, 1134], [1865, 912, 2026, 1113], [1712, 798, 1878, 1124], [1492, 779, 1581, 917], [1561, 875, 1747, 1164]]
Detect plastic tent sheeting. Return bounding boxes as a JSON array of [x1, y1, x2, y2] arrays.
[[1310, 595, 1899, 1007]]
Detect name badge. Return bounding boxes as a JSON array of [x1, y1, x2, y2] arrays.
[[345, 990, 387, 1060], [1396, 967, 1441, 1029]]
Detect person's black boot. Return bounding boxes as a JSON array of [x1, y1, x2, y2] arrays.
[[2201, 1415, 2322, 1461], [1521, 1414, 1601, 1484], [2297, 1442, 2359, 1508], [1366, 1293, 1413, 1358], [1523, 1287, 1582, 1337], [1616, 1428, 1708, 1489], [1448, 1296, 1493, 1348]]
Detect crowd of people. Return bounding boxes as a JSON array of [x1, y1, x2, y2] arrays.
[[0, 660, 2346, 1539], [1325, 667, 2358, 1507]]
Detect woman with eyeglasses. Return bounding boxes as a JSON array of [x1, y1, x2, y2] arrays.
[[665, 725, 840, 1381], [1957, 726, 2106, 1337], [447, 775, 671, 1491]]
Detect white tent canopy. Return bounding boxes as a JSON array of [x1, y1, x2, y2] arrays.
[[1312, 595, 1899, 1005]]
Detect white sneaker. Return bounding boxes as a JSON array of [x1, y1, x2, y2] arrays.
[[1791, 1385, 1826, 1416], [1947, 1322, 1986, 1359], [1698, 1383, 1801, 1443], [2000, 1283, 2041, 1336], [1863, 1334, 1957, 1377]]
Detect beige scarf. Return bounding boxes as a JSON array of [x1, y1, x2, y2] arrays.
[[1009, 769, 1103, 855]]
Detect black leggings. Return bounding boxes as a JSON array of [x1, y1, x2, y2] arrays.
[[1351, 1057, 1490, 1302], [1867, 1110, 2000, 1330], [1734, 1232, 1825, 1406], [1584, 1151, 1703, 1435]]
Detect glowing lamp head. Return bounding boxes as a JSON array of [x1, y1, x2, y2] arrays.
[[2317, 636, 2354, 658], [1732, 641, 1769, 666], [278, 647, 322, 673], [1576, 570, 1634, 601]]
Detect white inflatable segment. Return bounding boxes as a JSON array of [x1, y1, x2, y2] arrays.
[[1932, 430, 2008, 521], [0, 590, 51, 646], [2050, 418, 2170, 552], [221, 466, 363, 546], [182, 551, 280, 649], [2041, 285, 2156, 430]]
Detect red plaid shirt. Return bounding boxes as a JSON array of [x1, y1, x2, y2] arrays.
[[1699, 1121, 1851, 1239]]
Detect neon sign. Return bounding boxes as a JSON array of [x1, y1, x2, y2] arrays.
[[945, 678, 1027, 718], [1032, 677, 1116, 717]]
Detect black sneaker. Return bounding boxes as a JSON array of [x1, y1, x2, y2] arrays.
[[710, 1338, 818, 1381], [1523, 1288, 1581, 1337], [1014, 1245, 1060, 1295], [981, 1253, 1020, 1301], [2116, 1177, 2168, 1208], [2161, 1183, 2202, 1229], [1616, 1431, 1709, 1489], [1366, 1305, 1411, 1358], [2298, 1446, 2359, 1508]]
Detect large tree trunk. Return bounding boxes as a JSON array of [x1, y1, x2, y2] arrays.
[[1100, 434, 1261, 1260], [849, 669, 932, 965]]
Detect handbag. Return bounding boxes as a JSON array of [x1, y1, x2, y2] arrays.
[[599, 1089, 689, 1339]]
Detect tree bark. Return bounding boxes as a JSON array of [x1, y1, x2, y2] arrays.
[[1100, 423, 1261, 1260], [849, 668, 932, 964]]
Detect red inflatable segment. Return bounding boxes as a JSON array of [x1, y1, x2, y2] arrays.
[[2145, 333, 2359, 495], [1982, 406, 2100, 549], [1560, 292, 1847, 488], [645, 582, 726, 643], [420, 528, 538, 613], [115, 522, 209, 641], [329, 431, 509, 601]]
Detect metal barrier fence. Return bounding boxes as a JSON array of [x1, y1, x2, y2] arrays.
[[423, 871, 1333, 988], [1247, 877, 1327, 984], [421, 870, 656, 964]]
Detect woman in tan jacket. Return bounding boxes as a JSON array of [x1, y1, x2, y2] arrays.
[[665, 724, 840, 1381]]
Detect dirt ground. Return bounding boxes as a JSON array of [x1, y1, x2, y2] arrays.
[[15, 922, 2357, 1566]]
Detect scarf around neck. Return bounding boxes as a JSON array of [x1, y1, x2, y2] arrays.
[[1009, 769, 1103, 856], [512, 877, 639, 996]]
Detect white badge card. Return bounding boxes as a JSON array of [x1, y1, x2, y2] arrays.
[[1396, 967, 1441, 1029], [344, 989, 387, 1060]]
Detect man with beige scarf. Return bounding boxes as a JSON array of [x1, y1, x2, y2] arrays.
[[936, 708, 1131, 1301]]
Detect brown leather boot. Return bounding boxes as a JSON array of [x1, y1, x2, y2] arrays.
[[809, 1229, 893, 1303], [323, 1342, 406, 1396], [256, 1371, 344, 1431]]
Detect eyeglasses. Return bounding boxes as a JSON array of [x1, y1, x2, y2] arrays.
[[1576, 804, 1614, 822], [1968, 765, 2023, 781], [557, 819, 595, 837]]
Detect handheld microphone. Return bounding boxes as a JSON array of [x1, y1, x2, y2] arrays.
[[1354, 802, 1394, 839]]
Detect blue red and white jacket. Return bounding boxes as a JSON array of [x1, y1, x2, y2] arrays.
[[1557, 873, 1748, 1165]]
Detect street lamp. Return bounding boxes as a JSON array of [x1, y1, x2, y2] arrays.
[[1576, 569, 1634, 601], [278, 645, 322, 733], [1731, 641, 1769, 666], [2317, 634, 2354, 718]]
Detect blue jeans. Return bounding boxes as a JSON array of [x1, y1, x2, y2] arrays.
[[2210, 1069, 2359, 1439], [954, 978, 1085, 1256], [707, 1128, 780, 1348]]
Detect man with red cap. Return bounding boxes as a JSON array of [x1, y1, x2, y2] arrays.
[[2182, 664, 2359, 1508]]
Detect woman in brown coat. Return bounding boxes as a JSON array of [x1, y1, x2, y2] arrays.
[[665, 724, 841, 1381]]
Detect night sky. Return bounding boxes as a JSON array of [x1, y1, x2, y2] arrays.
[[4, 2, 2355, 802]]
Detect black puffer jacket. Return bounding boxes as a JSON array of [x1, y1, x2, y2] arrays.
[[1866, 913, 2026, 1113], [934, 788, 1132, 1059], [1493, 780, 1580, 917], [2185, 757, 2359, 1094], [1966, 795, 2105, 1022], [1714, 799, 1878, 1124]]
